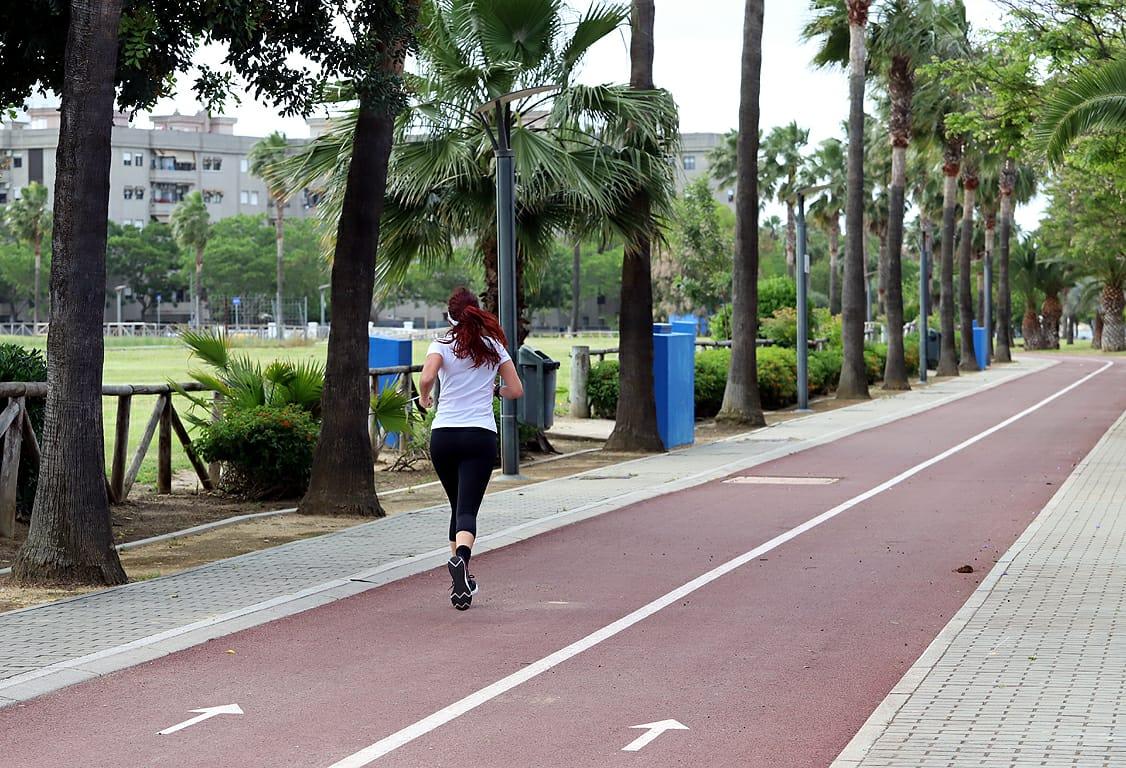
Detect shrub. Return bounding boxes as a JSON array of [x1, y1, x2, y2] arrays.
[[864, 344, 888, 384], [194, 405, 319, 500], [903, 334, 921, 377], [757, 346, 798, 409], [587, 359, 620, 418], [695, 349, 729, 418], [761, 306, 800, 348], [758, 276, 797, 319], [809, 348, 842, 395], [0, 344, 47, 519], [710, 305, 732, 342]]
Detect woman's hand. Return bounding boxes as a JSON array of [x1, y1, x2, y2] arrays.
[[419, 392, 433, 409]]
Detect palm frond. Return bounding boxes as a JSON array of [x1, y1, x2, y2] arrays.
[[180, 329, 231, 371], [371, 382, 413, 435], [1036, 58, 1126, 167], [560, 3, 628, 75]]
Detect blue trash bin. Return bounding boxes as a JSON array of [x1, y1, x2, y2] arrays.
[[368, 336, 413, 447], [971, 324, 988, 371], [653, 328, 695, 450]]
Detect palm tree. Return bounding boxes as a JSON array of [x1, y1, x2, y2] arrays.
[[957, 153, 979, 371], [248, 132, 291, 338], [1012, 238, 1043, 350], [707, 129, 739, 189], [994, 159, 1037, 362], [170, 191, 210, 329], [4, 181, 51, 327], [1036, 57, 1126, 167], [1037, 258, 1072, 350], [760, 122, 810, 278], [804, 0, 873, 399], [806, 138, 846, 315], [935, 125, 963, 376], [718, 0, 766, 425]]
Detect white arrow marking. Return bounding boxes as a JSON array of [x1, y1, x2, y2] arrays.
[[158, 704, 244, 735], [622, 719, 689, 752]]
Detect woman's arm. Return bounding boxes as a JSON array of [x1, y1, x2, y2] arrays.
[[419, 353, 442, 409], [496, 359, 524, 400]]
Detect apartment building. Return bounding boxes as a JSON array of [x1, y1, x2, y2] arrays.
[[0, 108, 316, 227], [676, 132, 736, 208]]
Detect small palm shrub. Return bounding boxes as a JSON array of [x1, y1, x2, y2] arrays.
[[587, 359, 621, 418]]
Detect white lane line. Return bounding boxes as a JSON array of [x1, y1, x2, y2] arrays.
[[326, 361, 1113, 767]]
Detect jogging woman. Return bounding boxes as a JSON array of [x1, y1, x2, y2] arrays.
[[419, 288, 524, 610]]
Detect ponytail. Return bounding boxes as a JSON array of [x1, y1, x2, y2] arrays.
[[446, 288, 508, 368]]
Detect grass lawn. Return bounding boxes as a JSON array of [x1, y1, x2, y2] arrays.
[[1019, 340, 1126, 357], [0, 332, 620, 489]]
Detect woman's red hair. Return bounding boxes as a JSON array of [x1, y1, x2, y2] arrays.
[[446, 287, 508, 368]]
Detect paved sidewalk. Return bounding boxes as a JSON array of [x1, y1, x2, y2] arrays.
[[0, 360, 1047, 708], [833, 381, 1126, 767]]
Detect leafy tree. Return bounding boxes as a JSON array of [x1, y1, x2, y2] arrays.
[[105, 221, 186, 320], [1037, 57, 1126, 166], [0, 240, 38, 320], [718, 0, 766, 426], [248, 131, 291, 335], [663, 178, 734, 313], [4, 181, 51, 326], [170, 191, 210, 327]]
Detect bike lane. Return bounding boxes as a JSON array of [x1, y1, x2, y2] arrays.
[[0, 359, 1118, 768]]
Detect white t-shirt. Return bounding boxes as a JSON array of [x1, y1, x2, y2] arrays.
[[427, 336, 511, 432]]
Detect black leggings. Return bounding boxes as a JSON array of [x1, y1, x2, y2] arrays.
[[430, 427, 497, 541]]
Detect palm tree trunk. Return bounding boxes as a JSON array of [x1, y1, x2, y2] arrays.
[[938, 166, 960, 377], [570, 240, 581, 334], [607, 0, 664, 451], [481, 232, 498, 316], [829, 219, 840, 315], [983, 213, 995, 359], [13, 0, 127, 585], [299, 105, 396, 517], [837, 7, 872, 400], [1041, 294, 1062, 349], [718, 0, 766, 425], [1022, 305, 1042, 349], [957, 176, 977, 372], [995, 166, 1014, 362], [275, 202, 285, 339], [33, 236, 41, 328], [883, 143, 909, 389], [1101, 285, 1125, 352]]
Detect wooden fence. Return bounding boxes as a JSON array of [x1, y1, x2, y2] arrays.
[[0, 382, 214, 538]]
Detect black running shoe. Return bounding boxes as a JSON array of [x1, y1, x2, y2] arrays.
[[468, 574, 479, 597], [448, 556, 472, 610]]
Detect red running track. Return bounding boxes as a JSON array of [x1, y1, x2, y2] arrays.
[[1, 358, 1121, 768]]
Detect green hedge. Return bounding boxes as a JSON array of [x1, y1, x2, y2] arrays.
[[0, 344, 47, 519]]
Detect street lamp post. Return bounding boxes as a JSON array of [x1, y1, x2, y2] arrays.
[[114, 284, 126, 329], [475, 85, 559, 479], [319, 283, 330, 327], [918, 235, 929, 384], [793, 184, 826, 412]]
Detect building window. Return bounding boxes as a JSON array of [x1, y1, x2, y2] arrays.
[[250, 191, 260, 206], [202, 156, 223, 172], [0, 192, 7, 204], [240, 190, 249, 205], [135, 186, 145, 200], [240, 158, 249, 173], [12, 154, 22, 169], [133, 153, 144, 167], [123, 151, 132, 166], [203, 190, 224, 204], [132, 220, 144, 229], [124, 187, 134, 200], [682, 155, 696, 171]]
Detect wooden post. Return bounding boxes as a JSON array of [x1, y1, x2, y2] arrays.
[[169, 402, 214, 491], [158, 393, 172, 494], [0, 398, 24, 538], [570, 346, 590, 418], [123, 395, 165, 500], [110, 394, 132, 502], [208, 391, 222, 487], [398, 372, 412, 451]]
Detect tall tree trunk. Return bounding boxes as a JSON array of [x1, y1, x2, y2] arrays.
[[1022, 304, 1042, 350], [607, 0, 664, 451], [516, 246, 529, 346], [785, 203, 796, 278], [717, 0, 765, 424], [1065, 313, 1075, 345], [883, 143, 909, 390], [275, 201, 285, 338], [828, 218, 840, 315], [33, 236, 41, 328], [570, 240, 581, 334], [958, 172, 978, 371], [13, 0, 127, 585], [299, 103, 399, 515], [876, 227, 887, 317], [1093, 305, 1104, 350], [481, 232, 498, 316], [983, 211, 995, 359], [995, 162, 1015, 362], [937, 155, 960, 376], [837, 5, 872, 400], [1101, 284, 1125, 352]]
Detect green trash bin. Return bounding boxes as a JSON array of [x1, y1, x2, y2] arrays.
[[516, 346, 561, 430]]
